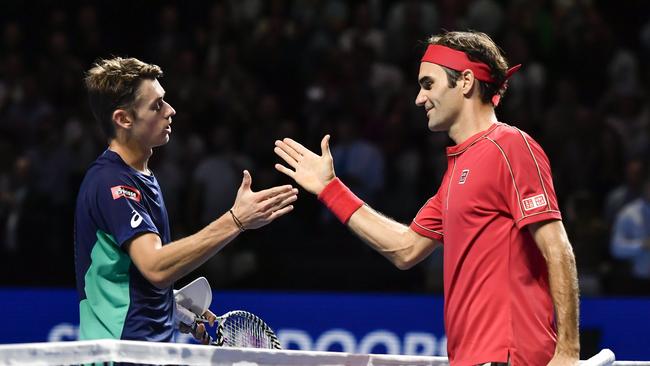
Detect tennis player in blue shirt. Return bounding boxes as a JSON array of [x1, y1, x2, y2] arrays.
[[75, 57, 298, 343]]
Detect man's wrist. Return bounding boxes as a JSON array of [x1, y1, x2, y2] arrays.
[[315, 177, 334, 196], [317, 178, 364, 224], [210, 211, 242, 236], [229, 209, 246, 232]]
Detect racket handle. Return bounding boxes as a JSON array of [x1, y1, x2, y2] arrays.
[[190, 321, 215, 345]]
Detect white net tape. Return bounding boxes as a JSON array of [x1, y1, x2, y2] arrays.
[[0, 340, 644, 366]]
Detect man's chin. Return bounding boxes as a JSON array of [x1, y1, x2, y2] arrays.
[[427, 120, 447, 132], [153, 136, 170, 148]]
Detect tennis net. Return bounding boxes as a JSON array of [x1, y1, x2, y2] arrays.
[[0, 340, 634, 366]]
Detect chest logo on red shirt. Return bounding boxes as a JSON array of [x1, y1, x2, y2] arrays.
[[522, 194, 547, 211], [458, 169, 470, 184], [111, 185, 141, 202]]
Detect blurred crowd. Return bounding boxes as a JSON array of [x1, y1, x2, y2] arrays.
[[1, 0, 649, 295]]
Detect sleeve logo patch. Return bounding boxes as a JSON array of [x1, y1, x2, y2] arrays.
[[111, 185, 141, 202], [522, 194, 547, 211], [130, 210, 143, 228]]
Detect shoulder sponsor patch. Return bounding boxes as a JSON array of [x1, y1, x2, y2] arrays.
[[522, 193, 547, 211], [111, 185, 141, 202]]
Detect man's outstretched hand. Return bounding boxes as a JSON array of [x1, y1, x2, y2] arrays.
[[274, 135, 336, 195], [230, 170, 298, 230]]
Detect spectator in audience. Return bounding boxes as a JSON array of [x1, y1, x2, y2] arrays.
[[604, 157, 646, 224], [610, 172, 650, 292]]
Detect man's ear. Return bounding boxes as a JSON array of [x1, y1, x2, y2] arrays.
[[460, 69, 476, 96], [112, 109, 133, 130]]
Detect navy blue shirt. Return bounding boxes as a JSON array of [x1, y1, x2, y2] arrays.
[[74, 149, 174, 342]]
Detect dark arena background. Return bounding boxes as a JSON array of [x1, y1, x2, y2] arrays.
[[0, 0, 649, 363]]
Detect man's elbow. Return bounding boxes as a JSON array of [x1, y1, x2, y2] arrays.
[[393, 252, 419, 270], [391, 234, 435, 270], [141, 269, 173, 289], [556, 240, 577, 263], [395, 260, 416, 270]]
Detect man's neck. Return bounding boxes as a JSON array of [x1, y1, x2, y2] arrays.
[[448, 102, 497, 145], [108, 139, 152, 174]]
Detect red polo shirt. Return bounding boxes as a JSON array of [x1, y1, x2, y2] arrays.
[[411, 123, 561, 366]]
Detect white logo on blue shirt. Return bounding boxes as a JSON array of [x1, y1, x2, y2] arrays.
[[131, 210, 143, 228]]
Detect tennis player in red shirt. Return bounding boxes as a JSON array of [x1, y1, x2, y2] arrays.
[[273, 31, 579, 366]]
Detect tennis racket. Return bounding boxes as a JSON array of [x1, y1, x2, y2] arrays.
[[193, 310, 281, 349]]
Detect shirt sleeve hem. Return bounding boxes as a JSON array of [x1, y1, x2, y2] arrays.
[[515, 210, 562, 229], [118, 229, 161, 248], [410, 221, 444, 241]]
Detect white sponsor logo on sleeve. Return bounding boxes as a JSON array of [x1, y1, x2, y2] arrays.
[[131, 210, 143, 228], [521, 194, 547, 211]]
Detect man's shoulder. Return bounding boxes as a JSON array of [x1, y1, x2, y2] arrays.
[[475, 123, 555, 177], [81, 156, 137, 193], [486, 123, 546, 156], [488, 123, 536, 146]]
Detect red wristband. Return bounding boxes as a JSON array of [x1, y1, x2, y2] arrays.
[[317, 178, 364, 224]]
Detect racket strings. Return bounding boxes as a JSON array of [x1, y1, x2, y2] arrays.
[[217, 311, 281, 349], [224, 315, 266, 348]]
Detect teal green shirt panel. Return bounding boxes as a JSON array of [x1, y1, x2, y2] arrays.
[[79, 230, 131, 340]]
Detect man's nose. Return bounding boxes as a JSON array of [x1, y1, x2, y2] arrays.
[[415, 91, 426, 106]]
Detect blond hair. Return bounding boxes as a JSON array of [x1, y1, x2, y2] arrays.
[[84, 57, 163, 138]]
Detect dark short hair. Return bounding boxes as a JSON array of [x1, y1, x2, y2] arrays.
[[428, 31, 509, 105], [84, 57, 163, 139]]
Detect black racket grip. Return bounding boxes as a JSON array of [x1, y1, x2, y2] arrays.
[[190, 321, 215, 344]]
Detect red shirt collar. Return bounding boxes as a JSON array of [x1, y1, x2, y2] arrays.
[[446, 123, 499, 156]]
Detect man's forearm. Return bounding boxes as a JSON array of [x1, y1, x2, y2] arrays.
[[530, 221, 580, 359], [348, 205, 438, 269], [145, 213, 241, 287], [547, 240, 580, 357]]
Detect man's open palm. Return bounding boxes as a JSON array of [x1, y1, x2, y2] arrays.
[[231, 170, 298, 230], [274, 135, 336, 195]]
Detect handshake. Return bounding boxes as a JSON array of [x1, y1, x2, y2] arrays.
[[174, 277, 216, 345]]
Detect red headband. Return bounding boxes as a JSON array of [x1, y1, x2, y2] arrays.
[[421, 44, 521, 106]]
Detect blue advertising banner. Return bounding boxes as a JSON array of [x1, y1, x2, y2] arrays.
[[0, 289, 648, 360]]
